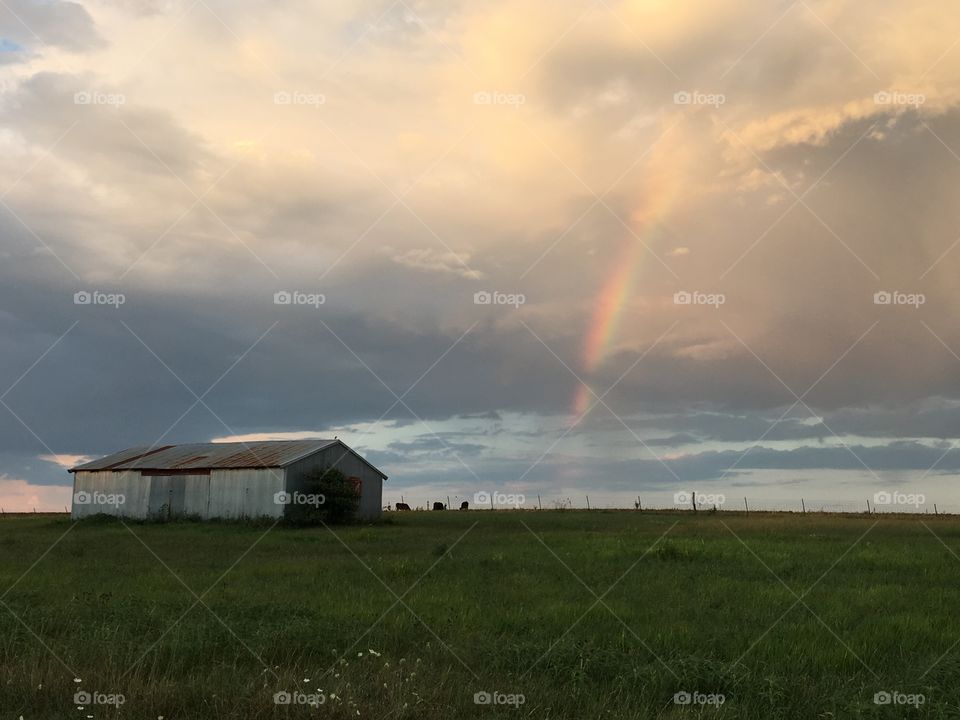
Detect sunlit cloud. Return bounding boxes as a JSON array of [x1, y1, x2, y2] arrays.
[[2, 0, 960, 506]]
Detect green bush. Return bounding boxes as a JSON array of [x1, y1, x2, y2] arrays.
[[283, 467, 360, 526]]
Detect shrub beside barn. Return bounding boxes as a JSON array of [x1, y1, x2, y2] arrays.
[[69, 439, 386, 521]]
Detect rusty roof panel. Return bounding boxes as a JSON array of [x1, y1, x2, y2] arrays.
[[70, 440, 338, 472]]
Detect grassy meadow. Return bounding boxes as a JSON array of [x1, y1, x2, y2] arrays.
[[1, 510, 959, 718]]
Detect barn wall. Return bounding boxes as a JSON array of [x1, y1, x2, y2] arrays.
[[182, 474, 211, 516], [207, 468, 285, 519], [284, 443, 384, 520], [143, 473, 213, 518], [70, 469, 285, 520], [71, 470, 150, 519]]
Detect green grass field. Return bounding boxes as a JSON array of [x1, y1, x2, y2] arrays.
[[1, 510, 958, 718]]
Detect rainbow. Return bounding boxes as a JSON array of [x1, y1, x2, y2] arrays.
[[570, 144, 683, 420], [571, 238, 644, 417]]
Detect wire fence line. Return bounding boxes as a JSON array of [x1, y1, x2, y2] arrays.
[[3, 496, 957, 516], [384, 493, 960, 516]]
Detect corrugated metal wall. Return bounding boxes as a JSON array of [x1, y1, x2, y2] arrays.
[[71, 470, 150, 519], [208, 468, 284, 519], [71, 468, 285, 520], [284, 444, 383, 519]]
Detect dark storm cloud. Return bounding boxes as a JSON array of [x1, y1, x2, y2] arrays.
[[0, 257, 584, 484]]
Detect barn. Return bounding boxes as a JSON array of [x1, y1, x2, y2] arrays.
[[69, 439, 386, 521]]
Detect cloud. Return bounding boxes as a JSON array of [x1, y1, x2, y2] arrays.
[[0, 0, 102, 54], [2, 0, 960, 503], [38, 453, 91, 469], [0, 476, 72, 512], [389, 247, 482, 279]]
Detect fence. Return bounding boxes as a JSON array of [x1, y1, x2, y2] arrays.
[[385, 493, 960, 515]]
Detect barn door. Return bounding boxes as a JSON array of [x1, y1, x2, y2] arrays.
[[147, 475, 186, 518]]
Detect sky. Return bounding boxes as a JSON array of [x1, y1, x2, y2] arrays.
[[2, 0, 960, 512]]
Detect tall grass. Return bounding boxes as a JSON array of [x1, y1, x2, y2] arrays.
[[0, 511, 956, 718]]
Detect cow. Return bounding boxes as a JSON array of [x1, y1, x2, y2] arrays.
[[432, 501, 445, 511], [395, 502, 411, 511], [460, 501, 469, 510]]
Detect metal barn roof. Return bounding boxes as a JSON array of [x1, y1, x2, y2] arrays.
[[70, 439, 387, 478]]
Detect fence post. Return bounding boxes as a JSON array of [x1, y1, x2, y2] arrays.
[[586, 495, 590, 510], [744, 497, 748, 513], [935, 503, 939, 515], [801, 498, 805, 514], [866, 498, 871, 514], [692, 491, 697, 513], [638, 495, 642, 511]]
